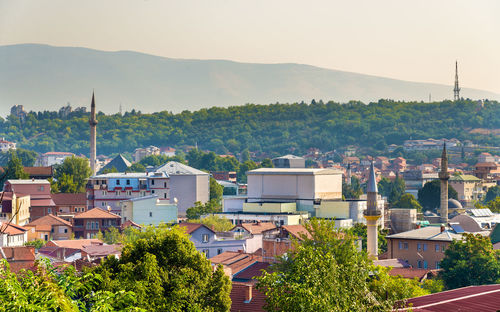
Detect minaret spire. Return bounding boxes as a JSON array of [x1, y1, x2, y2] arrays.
[[89, 91, 98, 175], [364, 161, 381, 259], [439, 143, 450, 223], [453, 61, 460, 101]]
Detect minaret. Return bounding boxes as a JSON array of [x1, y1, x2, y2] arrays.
[[439, 143, 450, 223], [453, 61, 460, 101], [346, 163, 352, 186], [364, 161, 381, 259], [89, 92, 98, 175]]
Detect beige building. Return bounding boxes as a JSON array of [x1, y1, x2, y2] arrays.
[[449, 175, 482, 207], [0, 192, 30, 226], [25, 214, 73, 241], [386, 226, 463, 270]]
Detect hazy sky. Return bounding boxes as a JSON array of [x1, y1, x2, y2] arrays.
[[1, 0, 499, 93]]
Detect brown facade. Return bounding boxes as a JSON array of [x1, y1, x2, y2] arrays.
[[387, 238, 449, 270]]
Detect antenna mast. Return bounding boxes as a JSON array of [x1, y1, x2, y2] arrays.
[[453, 61, 460, 101]]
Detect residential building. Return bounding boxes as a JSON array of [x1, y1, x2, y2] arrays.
[[0, 137, 16, 152], [211, 171, 237, 182], [40, 239, 103, 263], [25, 214, 73, 241], [386, 225, 464, 270], [271, 155, 305, 168], [403, 138, 459, 151], [155, 161, 210, 216], [36, 152, 75, 167], [160, 146, 176, 157], [261, 225, 311, 262], [0, 246, 36, 273], [179, 223, 246, 259], [402, 170, 438, 198], [45, 238, 102, 249], [449, 174, 483, 206], [478, 152, 495, 163], [0, 191, 30, 225], [392, 157, 407, 172], [52, 193, 87, 222], [120, 195, 177, 226], [134, 145, 160, 163], [3, 179, 56, 221], [231, 222, 277, 253], [474, 162, 500, 179], [86, 172, 170, 215], [0, 222, 28, 247], [73, 208, 121, 239], [81, 244, 121, 261]]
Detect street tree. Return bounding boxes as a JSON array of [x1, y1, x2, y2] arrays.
[[417, 180, 458, 211]]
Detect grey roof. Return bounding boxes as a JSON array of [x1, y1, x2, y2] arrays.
[[155, 161, 208, 176], [247, 168, 342, 175], [470, 208, 493, 217], [386, 226, 463, 242], [92, 172, 148, 179], [272, 154, 304, 160], [99, 154, 131, 173], [7, 179, 50, 184], [366, 161, 378, 193]]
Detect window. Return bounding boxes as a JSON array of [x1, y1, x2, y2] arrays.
[[417, 261, 422, 268], [116, 191, 121, 196], [399, 241, 408, 250], [116, 180, 120, 185], [126, 191, 132, 196], [435, 262, 440, 269], [140, 191, 146, 196], [151, 190, 155, 194], [203, 249, 209, 258], [423, 243, 428, 251], [435, 244, 440, 252], [48, 208, 52, 214], [40, 186, 44, 191], [151, 179, 155, 185], [164, 193, 167, 199], [164, 182, 167, 188], [64, 229, 68, 233], [102, 190, 107, 195], [126, 179, 130, 185], [149, 212, 153, 217], [51, 228, 54, 233], [86, 222, 91, 230], [102, 202, 106, 207], [441, 245, 446, 252], [417, 243, 421, 251], [423, 261, 428, 269], [202, 234, 209, 243], [217, 249, 223, 255]]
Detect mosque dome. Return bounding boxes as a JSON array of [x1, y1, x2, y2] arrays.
[[448, 199, 463, 209]]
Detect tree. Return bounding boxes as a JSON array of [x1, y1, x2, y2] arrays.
[[186, 199, 222, 220], [348, 223, 389, 254], [190, 215, 234, 232], [256, 219, 425, 312], [486, 197, 500, 213], [53, 156, 92, 193], [377, 177, 392, 198], [127, 163, 146, 173], [342, 176, 363, 199], [237, 160, 258, 183], [393, 193, 422, 211], [24, 239, 46, 250], [10, 148, 37, 166], [440, 233, 500, 289], [210, 177, 223, 202], [91, 224, 232, 311], [261, 158, 274, 168], [0, 153, 29, 186], [97, 227, 124, 244], [101, 166, 119, 174], [484, 186, 500, 204], [417, 180, 458, 211], [389, 176, 405, 205]]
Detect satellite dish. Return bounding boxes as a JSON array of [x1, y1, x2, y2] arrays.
[[173, 197, 178, 204]]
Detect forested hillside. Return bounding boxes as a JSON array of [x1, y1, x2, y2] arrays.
[[1, 99, 499, 157]]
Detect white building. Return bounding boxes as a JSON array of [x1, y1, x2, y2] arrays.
[[36, 152, 75, 167], [134, 146, 160, 163], [120, 195, 177, 226], [0, 138, 16, 152], [0, 222, 28, 247]]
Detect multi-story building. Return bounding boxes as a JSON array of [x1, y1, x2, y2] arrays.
[[0, 137, 16, 152], [73, 208, 121, 239], [134, 145, 160, 163], [272, 155, 305, 168], [52, 193, 87, 222], [120, 195, 177, 226], [3, 180, 56, 221], [36, 152, 75, 167], [386, 225, 462, 270], [449, 175, 483, 207], [474, 162, 500, 179], [0, 191, 30, 226], [403, 170, 439, 198], [25, 214, 73, 241]]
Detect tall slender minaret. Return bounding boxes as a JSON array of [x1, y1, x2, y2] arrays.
[[439, 143, 450, 223], [89, 92, 98, 175], [453, 61, 460, 101], [346, 163, 352, 186], [364, 161, 381, 259]]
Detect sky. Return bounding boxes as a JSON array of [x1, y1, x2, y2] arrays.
[[1, 0, 499, 94]]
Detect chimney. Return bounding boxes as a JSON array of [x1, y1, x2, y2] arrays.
[[416, 224, 421, 229], [440, 224, 445, 232], [244, 284, 253, 303]]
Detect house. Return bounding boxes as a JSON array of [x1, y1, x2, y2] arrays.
[[0, 246, 35, 272], [478, 152, 495, 163], [25, 214, 73, 241], [36, 152, 75, 167], [0, 191, 30, 225], [209, 250, 268, 280], [271, 155, 305, 168], [155, 161, 210, 216], [392, 157, 407, 172], [179, 223, 246, 259], [134, 146, 160, 163], [73, 208, 121, 239], [231, 222, 277, 253], [386, 225, 465, 270], [160, 146, 176, 157], [0, 222, 28, 247], [52, 193, 87, 222], [449, 175, 483, 206], [0, 138, 16, 152], [3, 179, 56, 221], [45, 238, 102, 249], [261, 225, 311, 262], [120, 195, 177, 226], [81, 244, 121, 261]]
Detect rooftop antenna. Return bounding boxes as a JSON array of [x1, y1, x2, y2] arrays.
[[454, 61, 460, 101], [119, 103, 123, 115], [429, 93, 431, 103]]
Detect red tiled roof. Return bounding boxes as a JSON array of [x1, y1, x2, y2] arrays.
[[0, 246, 35, 261], [52, 193, 86, 206], [178, 223, 214, 234], [46, 239, 102, 249], [240, 222, 276, 235], [388, 268, 431, 281], [233, 262, 270, 281], [73, 208, 121, 219], [230, 282, 266, 312], [121, 220, 142, 229], [397, 284, 500, 311], [23, 167, 53, 177], [27, 214, 72, 227], [0, 222, 28, 235], [82, 244, 122, 257], [30, 198, 56, 207], [282, 225, 312, 240]]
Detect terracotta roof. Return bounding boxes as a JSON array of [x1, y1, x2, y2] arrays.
[[388, 268, 431, 281], [233, 262, 270, 281], [398, 284, 500, 311], [30, 198, 56, 207], [23, 167, 54, 177], [230, 282, 266, 312], [179, 223, 214, 234], [46, 239, 102, 249], [82, 244, 122, 257], [73, 208, 121, 219], [121, 220, 142, 230], [475, 162, 498, 168], [27, 214, 72, 228], [210, 251, 263, 278], [282, 225, 312, 240], [38, 246, 80, 259], [0, 246, 35, 262], [52, 193, 86, 206], [240, 222, 276, 235], [0, 222, 28, 235]]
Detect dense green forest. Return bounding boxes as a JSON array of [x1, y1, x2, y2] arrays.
[[1, 99, 499, 158]]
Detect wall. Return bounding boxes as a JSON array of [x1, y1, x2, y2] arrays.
[[313, 174, 342, 199], [243, 202, 296, 213], [169, 174, 209, 216], [121, 197, 177, 226], [315, 201, 350, 219], [387, 238, 449, 269]]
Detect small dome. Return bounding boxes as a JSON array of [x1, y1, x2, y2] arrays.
[[448, 199, 463, 209]]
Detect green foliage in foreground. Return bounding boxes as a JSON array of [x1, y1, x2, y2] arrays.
[[256, 219, 428, 312], [24, 239, 47, 250], [2, 99, 499, 157], [440, 233, 500, 290], [186, 199, 222, 220]]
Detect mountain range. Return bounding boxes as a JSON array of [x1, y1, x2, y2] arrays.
[[1, 43, 499, 117]]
